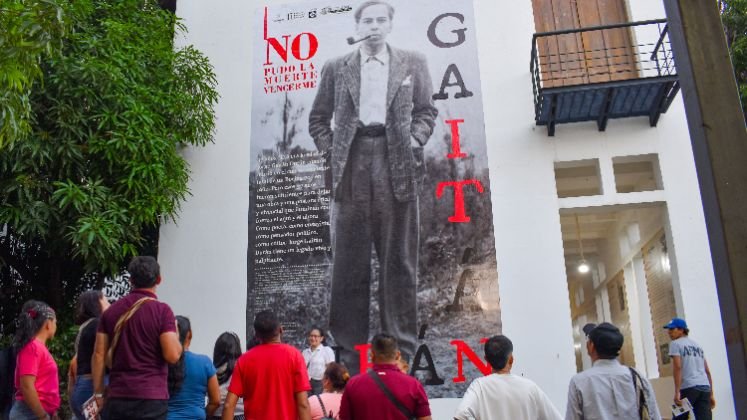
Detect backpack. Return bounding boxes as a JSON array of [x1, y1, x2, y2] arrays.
[[0, 346, 17, 420]]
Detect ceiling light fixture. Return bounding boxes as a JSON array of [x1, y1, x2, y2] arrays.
[[578, 261, 590, 274]]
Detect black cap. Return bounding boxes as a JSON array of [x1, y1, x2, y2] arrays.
[[582, 323, 597, 336], [586, 322, 624, 358]]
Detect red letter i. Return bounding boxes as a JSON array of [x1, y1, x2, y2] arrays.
[[445, 119, 467, 159]]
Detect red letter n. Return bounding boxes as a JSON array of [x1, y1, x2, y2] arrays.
[[265, 35, 291, 65], [450, 339, 492, 383], [263, 7, 290, 65]]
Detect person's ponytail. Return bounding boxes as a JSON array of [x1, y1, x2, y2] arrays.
[[168, 316, 191, 395]]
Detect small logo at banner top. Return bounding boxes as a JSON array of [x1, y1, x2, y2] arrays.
[[287, 11, 304, 21], [321, 5, 353, 15]]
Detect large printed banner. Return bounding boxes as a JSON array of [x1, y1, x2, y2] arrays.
[[248, 0, 500, 396]]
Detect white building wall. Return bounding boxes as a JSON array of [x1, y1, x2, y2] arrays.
[[158, 0, 736, 418], [157, 1, 253, 359], [474, 0, 577, 412], [624, 1, 736, 417]]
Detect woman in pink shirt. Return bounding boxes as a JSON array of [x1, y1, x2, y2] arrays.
[[309, 362, 349, 420], [10, 300, 59, 420]]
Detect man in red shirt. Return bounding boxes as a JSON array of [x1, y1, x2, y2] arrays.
[[222, 310, 311, 420], [340, 333, 431, 420]]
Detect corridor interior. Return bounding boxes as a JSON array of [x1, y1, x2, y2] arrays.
[[560, 204, 679, 416]]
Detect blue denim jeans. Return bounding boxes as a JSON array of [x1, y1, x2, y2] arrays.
[[9, 399, 46, 420], [677, 386, 712, 420], [70, 376, 94, 420]]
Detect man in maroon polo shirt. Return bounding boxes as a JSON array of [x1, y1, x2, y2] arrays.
[[92, 256, 182, 420], [340, 333, 431, 420]]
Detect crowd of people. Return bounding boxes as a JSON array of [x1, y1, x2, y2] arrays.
[[1, 255, 716, 420]]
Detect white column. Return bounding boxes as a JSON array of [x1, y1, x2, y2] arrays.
[[598, 156, 618, 197], [599, 287, 612, 322], [623, 261, 647, 370], [633, 254, 660, 378]]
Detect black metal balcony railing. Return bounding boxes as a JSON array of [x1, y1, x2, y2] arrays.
[[530, 19, 680, 136]]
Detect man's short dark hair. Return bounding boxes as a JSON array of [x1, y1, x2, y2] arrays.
[[253, 310, 281, 342], [128, 256, 160, 288], [371, 333, 398, 360], [354, 1, 394, 23], [587, 322, 624, 359], [484, 335, 513, 371]]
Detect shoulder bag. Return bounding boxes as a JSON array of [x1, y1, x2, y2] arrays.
[[366, 369, 415, 420], [629, 367, 652, 420], [315, 394, 335, 420], [105, 297, 155, 369]]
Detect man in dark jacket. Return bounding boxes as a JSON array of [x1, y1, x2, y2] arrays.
[[308, 0, 438, 373]]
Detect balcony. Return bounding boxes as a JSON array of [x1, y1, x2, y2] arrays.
[[531, 19, 680, 136]]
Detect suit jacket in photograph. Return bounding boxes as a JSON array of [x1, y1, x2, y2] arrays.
[[308, 45, 438, 202]]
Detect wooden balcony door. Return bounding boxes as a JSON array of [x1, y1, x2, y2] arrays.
[[532, 0, 638, 87]]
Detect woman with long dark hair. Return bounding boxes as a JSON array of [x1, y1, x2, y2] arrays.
[[308, 362, 349, 420], [167, 316, 220, 419], [210, 332, 244, 420], [68, 290, 109, 419], [10, 300, 59, 420]]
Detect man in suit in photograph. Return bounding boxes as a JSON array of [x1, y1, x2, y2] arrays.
[[308, 0, 438, 373]]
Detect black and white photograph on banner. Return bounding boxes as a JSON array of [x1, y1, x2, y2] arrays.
[[247, 0, 501, 397]]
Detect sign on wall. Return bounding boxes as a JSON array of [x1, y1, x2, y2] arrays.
[[248, 0, 500, 396]]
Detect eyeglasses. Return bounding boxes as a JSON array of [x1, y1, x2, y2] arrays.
[[308, 334, 322, 338]]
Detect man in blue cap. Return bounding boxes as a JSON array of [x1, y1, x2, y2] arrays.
[[664, 317, 715, 419]]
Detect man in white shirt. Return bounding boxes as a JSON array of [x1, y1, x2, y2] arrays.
[[453, 335, 562, 420], [566, 322, 662, 420], [308, 0, 438, 374]]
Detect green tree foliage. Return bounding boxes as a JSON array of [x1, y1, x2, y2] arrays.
[[0, 0, 65, 147], [720, 0, 747, 119], [0, 0, 218, 314]]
